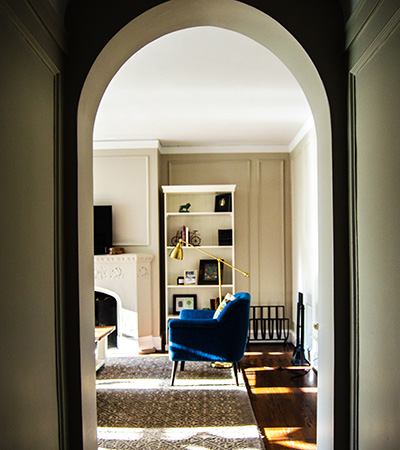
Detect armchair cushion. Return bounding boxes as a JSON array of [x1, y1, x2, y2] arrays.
[[213, 293, 236, 319]]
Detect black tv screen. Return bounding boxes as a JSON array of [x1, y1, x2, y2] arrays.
[[94, 205, 112, 254]]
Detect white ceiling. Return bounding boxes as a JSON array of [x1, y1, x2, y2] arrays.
[[93, 26, 313, 151]]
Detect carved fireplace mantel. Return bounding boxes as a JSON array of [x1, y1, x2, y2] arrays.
[[94, 253, 154, 352]]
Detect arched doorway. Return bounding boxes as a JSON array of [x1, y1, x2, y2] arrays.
[[77, 1, 334, 447]]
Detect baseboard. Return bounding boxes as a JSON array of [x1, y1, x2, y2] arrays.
[[138, 335, 155, 352], [153, 336, 162, 351], [289, 329, 296, 345]]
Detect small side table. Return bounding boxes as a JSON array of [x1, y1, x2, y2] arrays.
[[95, 326, 116, 371]]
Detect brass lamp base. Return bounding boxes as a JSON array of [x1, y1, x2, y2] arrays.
[[211, 361, 233, 369]]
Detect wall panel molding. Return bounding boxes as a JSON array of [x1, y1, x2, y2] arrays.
[[348, 72, 360, 450], [25, 0, 67, 51], [347, 3, 400, 447], [351, 6, 400, 74], [163, 153, 291, 313], [0, 2, 66, 446], [0, 0, 64, 74], [347, 0, 400, 69], [345, 0, 384, 48]]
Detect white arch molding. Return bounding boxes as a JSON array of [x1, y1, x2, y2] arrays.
[[77, 1, 334, 448]]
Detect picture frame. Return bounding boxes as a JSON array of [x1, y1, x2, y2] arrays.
[[177, 276, 184, 285], [215, 193, 232, 212], [184, 269, 197, 285], [218, 229, 233, 246], [173, 294, 197, 314], [198, 259, 223, 285]]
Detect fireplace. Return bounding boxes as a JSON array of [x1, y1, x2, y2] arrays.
[[94, 253, 156, 352], [95, 289, 122, 348]]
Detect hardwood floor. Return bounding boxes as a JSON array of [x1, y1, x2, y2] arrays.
[[241, 343, 317, 450]]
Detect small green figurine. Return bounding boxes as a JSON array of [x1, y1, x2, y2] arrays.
[[179, 203, 191, 213]]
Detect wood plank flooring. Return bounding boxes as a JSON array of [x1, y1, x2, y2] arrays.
[[241, 343, 317, 450]]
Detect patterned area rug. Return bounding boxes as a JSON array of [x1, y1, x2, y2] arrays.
[[96, 354, 264, 449]]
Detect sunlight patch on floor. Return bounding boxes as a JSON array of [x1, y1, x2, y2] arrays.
[[277, 441, 317, 449], [96, 377, 246, 391], [96, 379, 166, 390], [251, 386, 318, 395], [245, 366, 276, 371], [98, 425, 261, 441], [171, 383, 247, 391], [263, 427, 317, 450]]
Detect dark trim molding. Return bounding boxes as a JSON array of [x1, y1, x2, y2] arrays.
[[348, 72, 359, 450]]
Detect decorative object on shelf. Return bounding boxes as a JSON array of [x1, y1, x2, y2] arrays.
[[198, 259, 222, 285], [169, 238, 249, 302], [173, 294, 197, 314], [184, 269, 197, 285], [177, 276, 184, 285], [171, 230, 182, 246], [108, 247, 124, 255], [190, 229, 201, 246], [171, 228, 201, 246], [215, 193, 232, 212], [218, 229, 232, 246], [179, 203, 191, 213]]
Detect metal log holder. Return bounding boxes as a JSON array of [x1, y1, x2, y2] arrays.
[[248, 305, 289, 343]]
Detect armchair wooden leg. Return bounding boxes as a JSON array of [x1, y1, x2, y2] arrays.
[[171, 361, 178, 386], [180, 361, 185, 371], [233, 362, 239, 386]]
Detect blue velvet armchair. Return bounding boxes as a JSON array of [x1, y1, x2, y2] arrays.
[[168, 292, 251, 385]]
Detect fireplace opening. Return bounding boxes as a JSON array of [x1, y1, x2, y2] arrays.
[[95, 291, 117, 348]]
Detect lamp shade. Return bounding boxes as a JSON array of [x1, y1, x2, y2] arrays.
[[169, 241, 183, 260]]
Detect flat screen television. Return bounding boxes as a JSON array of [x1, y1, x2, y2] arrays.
[[94, 205, 112, 254]]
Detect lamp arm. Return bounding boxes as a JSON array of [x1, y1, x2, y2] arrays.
[[179, 239, 250, 278], [219, 259, 250, 278]]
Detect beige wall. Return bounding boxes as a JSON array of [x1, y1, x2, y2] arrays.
[[93, 146, 161, 346], [160, 153, 293, 322], [93, 150, 293, 339], [291, 128, 319, 366], [347, 0, 400, 447], [0, 0, 66, 447]]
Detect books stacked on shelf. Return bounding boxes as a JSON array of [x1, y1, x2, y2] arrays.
[[182, 225, 189, 246]]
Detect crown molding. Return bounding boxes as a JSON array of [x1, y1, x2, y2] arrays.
[[288, 117, 315, 152], [159, 144, 290, 154], [93, 140, 161, 150]]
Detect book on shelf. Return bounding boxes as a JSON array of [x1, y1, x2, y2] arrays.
[[182, 225, 189, 246]]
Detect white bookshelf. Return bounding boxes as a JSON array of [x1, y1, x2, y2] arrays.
[[162, 185, 236, 341]]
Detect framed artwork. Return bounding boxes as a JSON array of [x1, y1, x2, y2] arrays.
[[184, 269, 197, 285], [215, 193, 232, 212], [173, 294, 197, 314], [198, 259, 223, 285]]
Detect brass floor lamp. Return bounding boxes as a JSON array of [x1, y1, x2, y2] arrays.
[[169, 238, 250, 368]]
